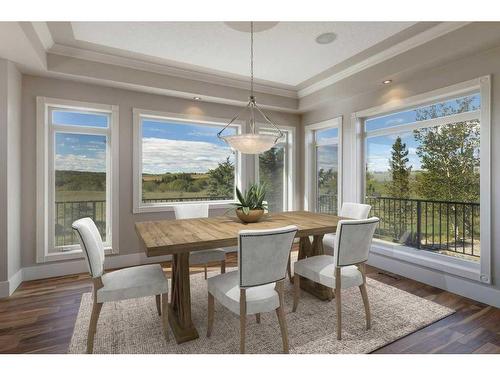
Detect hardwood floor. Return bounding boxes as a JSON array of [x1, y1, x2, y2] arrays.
[[1, 251, 499, 354]]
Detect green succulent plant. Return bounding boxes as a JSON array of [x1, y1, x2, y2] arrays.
[[230, 183, 268, 215]]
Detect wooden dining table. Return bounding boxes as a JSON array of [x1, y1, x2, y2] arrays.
[[135, 210, 340, 344]]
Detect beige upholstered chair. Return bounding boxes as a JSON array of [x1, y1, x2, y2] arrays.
[[72, 218, 169, 353], [173, 204, 227, 279], [206, 225, 298, 353], [323, 202, 372, 255], [293, 217, 379, 340]]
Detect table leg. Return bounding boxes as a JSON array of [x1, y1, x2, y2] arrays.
[[297, 235, 334, 301], [168, 252, 199, 343]]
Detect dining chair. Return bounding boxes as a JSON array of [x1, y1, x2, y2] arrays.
[[206, 225, 298, 353], [323, 202, 372, 255], [292, 217, 379, 340], [173, 203, 227, 279], [72, 218, 169, 353]]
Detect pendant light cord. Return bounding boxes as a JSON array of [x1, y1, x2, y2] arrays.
[[250, 21, 254, 99]]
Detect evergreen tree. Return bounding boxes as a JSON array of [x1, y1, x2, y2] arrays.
[[207, 157, 235, 198], [387, 136, 412, 198]]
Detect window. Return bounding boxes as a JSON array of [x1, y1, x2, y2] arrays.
[[133, 109, 242, 212], [256, 126, 295, 212], [305, 118, 342, 215], [355, 76, 491, 283], [37, 98, 119, 262]]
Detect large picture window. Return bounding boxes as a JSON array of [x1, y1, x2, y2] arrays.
[[37, 98, 119, 262], [133, 110, 242, 212], [256, 126, 295, 212], [364, 93, 481, 261]]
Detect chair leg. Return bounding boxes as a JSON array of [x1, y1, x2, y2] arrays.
[[204, 264, 208, 280], [240, 289, 247, 354], [335, 267, 342, 340], [161, 292, 169, 340], [256, 313, 261, 324], [275, 281, 289, 353], [155, 295, 161, 316], [292, 274, 300, 312], [359, 283, 371, 330], [87, 301, 103, 354], [221, 259, 226, 274], [207, 292, 215, 337]]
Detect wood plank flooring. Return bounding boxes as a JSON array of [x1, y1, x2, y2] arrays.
[[0, 251, 499, 354]]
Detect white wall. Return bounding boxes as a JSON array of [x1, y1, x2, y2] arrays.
[[0, 59, 22, 295], [302, 45, 500, 307]]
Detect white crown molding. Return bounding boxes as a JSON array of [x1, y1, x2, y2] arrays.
[[297, 22, 470, 98], [48, 43, 298, 99]]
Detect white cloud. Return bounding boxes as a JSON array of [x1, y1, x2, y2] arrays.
[[142, 137, 234, 174], [55, 152, 106, 172]]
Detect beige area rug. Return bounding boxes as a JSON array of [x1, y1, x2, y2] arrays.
[[68, 271, 454, 354]]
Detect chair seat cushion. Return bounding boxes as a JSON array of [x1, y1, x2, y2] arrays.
[[207, 271, 279, 315], [189, 248, 226, 264], [294, 255, 363, 289], [97, 264, 169, 303], [322, 233, 336, 256]]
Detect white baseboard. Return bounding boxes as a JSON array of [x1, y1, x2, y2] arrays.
[[367, 251, 500, 308], [0, 268, 24, 298]]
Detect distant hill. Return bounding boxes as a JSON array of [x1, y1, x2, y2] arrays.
[[55, 170, 106, 191]]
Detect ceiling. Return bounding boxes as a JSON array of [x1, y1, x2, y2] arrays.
[[51, 21, 416, 87]]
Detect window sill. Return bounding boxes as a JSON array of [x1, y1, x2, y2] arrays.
[[370, 239, 485, 283], [39, 246, 118, 263], [133, 200, 236, 214]]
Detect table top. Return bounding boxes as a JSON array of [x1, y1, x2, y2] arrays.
[[135, 210, 340, 257]]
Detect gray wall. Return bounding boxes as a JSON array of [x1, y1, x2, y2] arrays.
[[21, 75, 301, 267], [301, 44, 500, 301], [0, 59, 22, 284]]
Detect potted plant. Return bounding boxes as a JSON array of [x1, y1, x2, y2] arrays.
[[231, 183, 268, 223]]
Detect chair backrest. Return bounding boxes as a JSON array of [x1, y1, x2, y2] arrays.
[[72, 218, 105, 278], [340, 202, 371, 219], [238, 225, 297, 288], [173, 203, 209, 219], [334, 217, 379, 267]]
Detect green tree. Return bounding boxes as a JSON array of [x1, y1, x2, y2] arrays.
[[259, 147, 284, 211], [387, 136, 412, 198], [207, 157, 235, 198], [413, 96, 480, 203]]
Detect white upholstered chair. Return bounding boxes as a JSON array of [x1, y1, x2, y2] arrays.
[[207, 225, 298, 353], [323, 202, 372, 255], [173, 204, 227, 279], [293, 217, 379, 340], [72, 218, 169, 353]]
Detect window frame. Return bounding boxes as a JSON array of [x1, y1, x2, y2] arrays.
[[132, 108, 244, 213], [254, 124, 296, 212], [36, 97, 120, 263], [304, 117, 343, 213], [352, 76, 491, 284]]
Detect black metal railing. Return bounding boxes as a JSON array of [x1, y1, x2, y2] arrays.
[[317, 193, 338, 215], [365, 196, 480, 258]]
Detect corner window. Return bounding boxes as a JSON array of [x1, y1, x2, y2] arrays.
[[305, 118, 342, 215], [133, 110, 242, 212], [37, 98, 119, 262]]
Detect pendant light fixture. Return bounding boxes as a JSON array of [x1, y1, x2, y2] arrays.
[[217, 22, 283, 154]]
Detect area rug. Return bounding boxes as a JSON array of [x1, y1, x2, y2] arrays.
[[68, 269, 454, 354]]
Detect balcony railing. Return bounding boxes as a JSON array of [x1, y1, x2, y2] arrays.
[[316, 194, 480, 259]]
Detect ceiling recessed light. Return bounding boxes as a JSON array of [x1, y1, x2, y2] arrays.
[[315, 32, 336, 45], [382, 79, 393, 85], [193, 96, 201, 100]]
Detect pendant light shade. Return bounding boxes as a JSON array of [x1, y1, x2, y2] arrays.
[[218, 22, 283, 154]]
